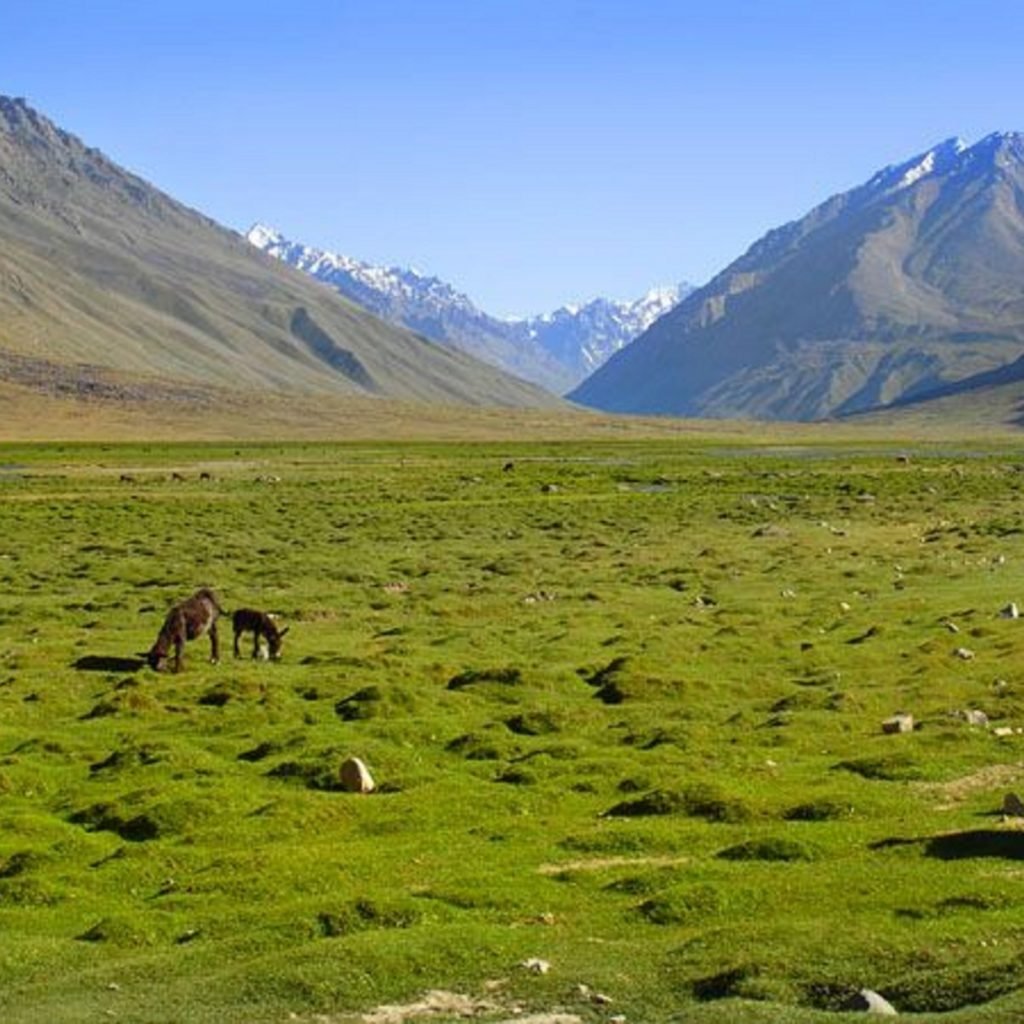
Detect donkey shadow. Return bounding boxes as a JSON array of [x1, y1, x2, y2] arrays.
[[72, 654, 146, 673]]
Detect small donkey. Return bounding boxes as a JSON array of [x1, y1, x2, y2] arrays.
[[147, 587, 225, 672], [232, 608, 289, 660]]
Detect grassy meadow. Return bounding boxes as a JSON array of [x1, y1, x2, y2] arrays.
[[2, 438, 1024, 1022]]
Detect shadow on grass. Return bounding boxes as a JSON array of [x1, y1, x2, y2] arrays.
[[73, 655, 146, 673], [871, 830, 1024, 860]]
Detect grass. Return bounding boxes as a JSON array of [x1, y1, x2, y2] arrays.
[[2, 437, 1024, 1022]]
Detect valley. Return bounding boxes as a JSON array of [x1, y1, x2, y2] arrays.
[[2, 439, 1024, 1022]]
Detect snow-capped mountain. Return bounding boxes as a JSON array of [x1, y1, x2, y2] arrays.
[[247, 225, 690, 393]]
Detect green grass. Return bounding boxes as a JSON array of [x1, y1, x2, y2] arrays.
[[2, 439, 1024, 1022]]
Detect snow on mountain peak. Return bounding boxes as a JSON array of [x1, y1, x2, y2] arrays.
[[246, 223, 284, 249], [246, 223, 691, 391]]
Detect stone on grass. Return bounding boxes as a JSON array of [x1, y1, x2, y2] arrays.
[[339, 756, 376, 793], [1002, 792, 1024, 817], [520, 957, 551, 974], [961, 709, 989, 727], [882, 714, 914, 735], [843, 988, 897, 1015], [1000, 602, 1020, 619], [953, 647, 975, 660], [993, 727, 1015, 738]]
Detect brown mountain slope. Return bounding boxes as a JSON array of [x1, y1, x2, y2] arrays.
[[571, 134, 1024, 421], [0, 96, 561, 409]]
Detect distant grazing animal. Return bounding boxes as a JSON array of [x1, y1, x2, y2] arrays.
[[147, 588, 225, 672], [232, 608, 289, 660]]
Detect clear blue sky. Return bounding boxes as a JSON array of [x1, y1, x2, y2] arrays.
[[3, 0, 1023, 316]]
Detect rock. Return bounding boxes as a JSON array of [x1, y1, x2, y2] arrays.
[[994, 727, 1015, 738], [843, 988, 897, 1015], [1000, 602, 1020, 619], [520, 957, 551, 974], [1003, 792, 1024, 816], [953, 647, 975, 660], [882, 714, 914, 735], [961, 709, 989, 727], [339, 756, 376, 794]]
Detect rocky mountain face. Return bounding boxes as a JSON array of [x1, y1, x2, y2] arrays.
[[0, 96, 561, 409], [247, 225, 688, 393], [571, 133, 1024, 421]]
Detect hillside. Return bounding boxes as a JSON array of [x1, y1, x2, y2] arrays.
[[0, 96, 562, 409], [571, 134, 1024, 421]]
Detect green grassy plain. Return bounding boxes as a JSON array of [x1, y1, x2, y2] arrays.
[[2, 439, 1024, 1023]]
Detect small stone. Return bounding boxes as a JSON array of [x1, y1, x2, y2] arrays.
[[943, 620, 960, 633], [993, 727, 1015, 738], [954, 647, 975, 660], [882, 714, 914, 735], [520, 957, 551, 974], [1003, 792, 1024, 816], [843, 988, 898, 1015], [339, 756, 376, 793], [962, 709, 989, 727], [1000, 602, 1019, 619]]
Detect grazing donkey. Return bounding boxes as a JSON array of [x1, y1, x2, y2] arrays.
[[232, 608, 289, 660], [147, 587, 225, 672]]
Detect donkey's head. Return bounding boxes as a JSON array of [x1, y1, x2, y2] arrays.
[[266, 623, 290, 659], [146, 641, 169, 672]]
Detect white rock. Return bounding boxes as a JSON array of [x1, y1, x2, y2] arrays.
[[1000, 602, 1019, 619], [882, 714, 914, 735], [339, 756, 376, 793], [843, 988, 898, 1015], [520, 958, 551, 974]]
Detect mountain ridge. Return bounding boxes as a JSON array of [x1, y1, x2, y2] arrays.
[[0, 95, 562, 410], [571, 132, 1024, 420]]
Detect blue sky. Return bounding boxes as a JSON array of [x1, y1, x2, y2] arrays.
[[3, 0, 1024, 316]]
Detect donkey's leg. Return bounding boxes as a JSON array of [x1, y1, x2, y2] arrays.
[[209, 621, 220, 663]]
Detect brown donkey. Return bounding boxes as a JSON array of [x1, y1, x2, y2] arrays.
[[232, 609, 289, 660], [147, 588, 225, 672]]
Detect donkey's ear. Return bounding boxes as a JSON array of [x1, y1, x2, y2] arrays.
[[278, 627, 290, 639]]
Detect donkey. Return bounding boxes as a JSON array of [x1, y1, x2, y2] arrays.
[[147, 587, 225, 672], [232, 608, 289, 660]]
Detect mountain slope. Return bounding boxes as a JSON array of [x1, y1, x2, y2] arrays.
[[0, 96, 561, 409], [571, 134, 1024, 421], [248, 225, 688, 392]]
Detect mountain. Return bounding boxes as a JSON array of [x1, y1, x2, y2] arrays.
[[571, 133, 1024, 421], [0, 96, 561, 410], [247, 225, 688, 392]]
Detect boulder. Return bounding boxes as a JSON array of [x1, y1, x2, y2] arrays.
[[339, 756, 376, 794], [842, 989, 897, 1015], [882, 714, 914, 735], [1003, 792, 1024, 817]]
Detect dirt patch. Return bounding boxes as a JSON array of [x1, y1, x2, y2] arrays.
[[286, 989, 585, 1024], [538, 854, 689, 875], [917, 762, 1024, 810]]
